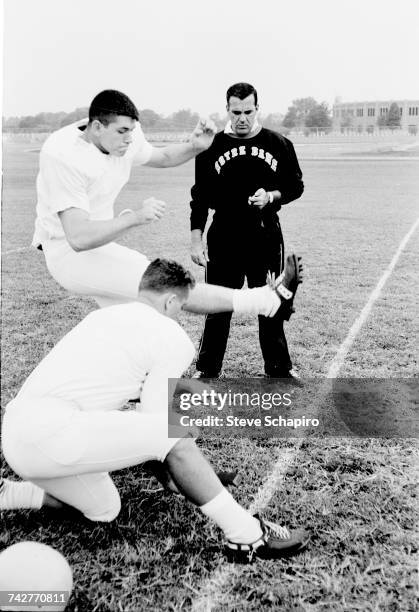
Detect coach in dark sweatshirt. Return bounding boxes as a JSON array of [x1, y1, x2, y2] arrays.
[[190, 82, 304, 379]]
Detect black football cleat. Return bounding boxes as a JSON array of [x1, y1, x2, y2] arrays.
[[225, 514, 309, 563], [267, 254, 303, 319]]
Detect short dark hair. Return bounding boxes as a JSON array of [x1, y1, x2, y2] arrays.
[[139, 258, 195, 298], [88, 89, 140, 126], [226, 82, 258, 107]]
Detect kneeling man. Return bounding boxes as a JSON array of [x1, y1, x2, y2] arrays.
[[1, 259, 308, 562]]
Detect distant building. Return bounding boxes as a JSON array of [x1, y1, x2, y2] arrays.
[[332, 99, 419, 132]]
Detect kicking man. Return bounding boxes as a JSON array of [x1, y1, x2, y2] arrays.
[[32, 88, 286, 318], [1, 259, 308, 562]]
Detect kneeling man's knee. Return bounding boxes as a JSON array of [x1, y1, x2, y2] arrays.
[[84, 491, 121, 523], [167, 436, 197, 461]]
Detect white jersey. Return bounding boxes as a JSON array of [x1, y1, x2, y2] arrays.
[[15, 303, 195, 413], [32, 119, 153, 246]]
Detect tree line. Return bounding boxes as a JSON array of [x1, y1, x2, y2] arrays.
[[3, 98, 333, 133], [2, 98, 403, 133]]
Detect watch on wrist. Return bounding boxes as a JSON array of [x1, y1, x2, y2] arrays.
[[267, 191, 274, 204]]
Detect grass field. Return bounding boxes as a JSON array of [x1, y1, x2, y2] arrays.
[[1, 141, 418, 611]]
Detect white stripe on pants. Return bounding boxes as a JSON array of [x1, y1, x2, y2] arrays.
[[2, 397, 183, 521]]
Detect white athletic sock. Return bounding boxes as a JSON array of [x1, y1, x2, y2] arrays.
[[200, 488, 263, 543], [232, 286, 280, 318], [0, 478, 45, 510]]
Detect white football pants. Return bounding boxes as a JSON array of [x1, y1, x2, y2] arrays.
[[2, 397, 183, 522], [42, 239, 151, 308]]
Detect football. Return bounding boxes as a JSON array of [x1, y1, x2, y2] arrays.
[[0, 541, 73, 611]]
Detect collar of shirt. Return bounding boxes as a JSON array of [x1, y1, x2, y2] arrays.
[[224, 119, 261, 134]]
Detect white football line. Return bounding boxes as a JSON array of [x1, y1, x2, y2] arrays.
[[327, 214, 419, 379], [190, 214, 419, 612]]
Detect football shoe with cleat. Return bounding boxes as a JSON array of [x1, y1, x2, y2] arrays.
[[225, 514, 309, 563]]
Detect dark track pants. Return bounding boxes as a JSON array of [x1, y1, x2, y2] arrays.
[[196, 248, 292, 376]]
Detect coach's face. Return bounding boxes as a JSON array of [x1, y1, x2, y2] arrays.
[[93, 115, 136, 156], [227, 94, 259, 137]]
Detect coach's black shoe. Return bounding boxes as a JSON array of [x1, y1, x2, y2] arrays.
[[283, 369, 304, 387], [263, 368, 304, 387], [257, 367, 304, 386], [225, 514, 309, 564]]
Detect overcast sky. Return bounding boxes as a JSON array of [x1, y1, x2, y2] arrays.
[[2, 0, 419, 118]]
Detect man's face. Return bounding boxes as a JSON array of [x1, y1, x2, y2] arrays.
[[227, 94, 258, 137], [94, 115, 136, 156]]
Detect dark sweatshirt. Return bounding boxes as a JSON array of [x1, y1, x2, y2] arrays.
[[190, 128, 304, 238]]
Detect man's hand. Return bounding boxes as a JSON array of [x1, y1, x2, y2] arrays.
[[248, 188, 271, 209], [191, 238, 209, 267], [133, 197, 166, 224], [189, 117, 217, 153]]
